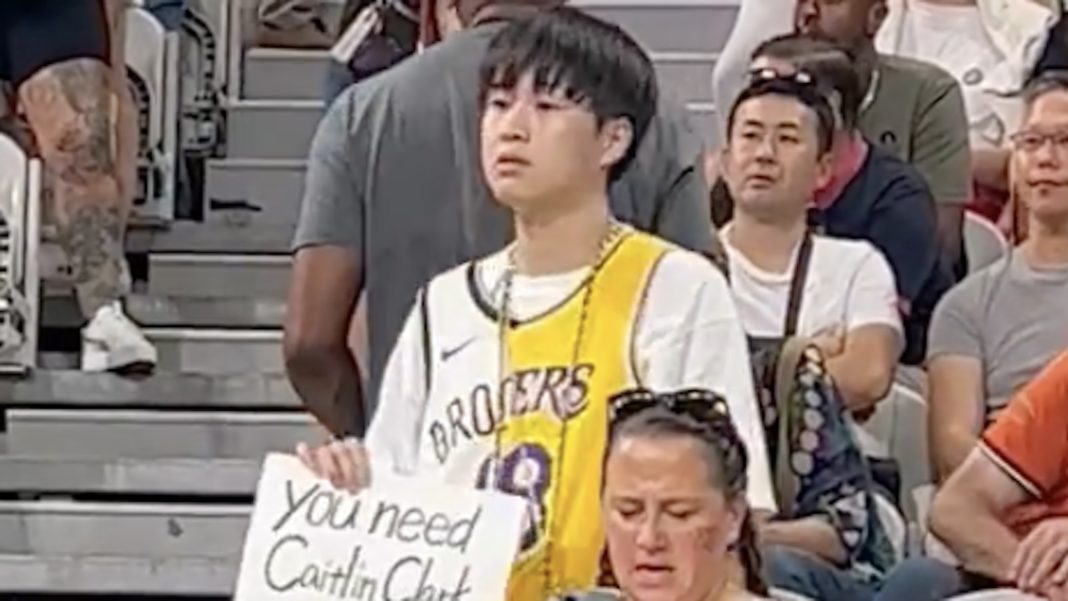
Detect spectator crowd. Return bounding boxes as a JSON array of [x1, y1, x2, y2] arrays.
[[3, 0, 1068, 600]]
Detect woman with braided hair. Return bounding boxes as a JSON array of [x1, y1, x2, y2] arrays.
[[566, 388, 766, 601]]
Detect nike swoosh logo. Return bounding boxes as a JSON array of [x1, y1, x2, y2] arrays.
[[441, 337, 477, 362]]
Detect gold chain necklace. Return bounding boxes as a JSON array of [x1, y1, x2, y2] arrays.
[[493, 219, 628, 595]]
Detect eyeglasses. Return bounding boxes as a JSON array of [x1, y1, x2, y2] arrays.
[[609, 388, 731, 428], [1010, 129, 1068, 154]]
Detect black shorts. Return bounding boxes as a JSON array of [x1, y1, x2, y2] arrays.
[[0, 0, 110, 88]]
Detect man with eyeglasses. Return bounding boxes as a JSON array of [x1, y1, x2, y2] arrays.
[[885, 71, 1068, 601], [926, 70, 1068, 489]]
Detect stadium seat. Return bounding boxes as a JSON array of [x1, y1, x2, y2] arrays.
[[179, 0, 233, 154], [964, 211, 1010, 273], [862, 384, 930, 521], [875, 492, 908, 562], [0, 133, 42, 373], [948, 590, 1043, 601], [126, 5, 181, 222], [770, 588, 816, 601], [912, 484, 962, 565]]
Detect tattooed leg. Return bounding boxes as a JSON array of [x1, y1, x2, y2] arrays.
[[18, 58, 131, 318], [104, 0, 139, 209]]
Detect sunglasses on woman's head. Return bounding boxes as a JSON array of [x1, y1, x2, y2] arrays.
[[608, 388, 731, 428]]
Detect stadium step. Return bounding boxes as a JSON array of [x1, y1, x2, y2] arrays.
[[578, 0, 739, 54], [687, 102, 719, 149], [145, 327, 283, 375], [127, 221, 295, 254], [0, 371, 298, 408], [226, 96, 721, 161], [148, 253, 289, 301], [0, 553, 236, 595], [242, 48, 328, 101], [243, 46, 719, 105], [0, 500, 248, 560], [2, 409, 315, 459], [0, 456, 258, 495], [205, 158, 306, 229], [225, 99, 321, 161], [300, 0, 740, 53], [43, 294, 286, 329], [654, 51, 719, 105]]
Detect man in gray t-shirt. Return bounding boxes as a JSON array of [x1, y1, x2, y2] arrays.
[[284, 1, 714, 438], [927, 253, 1068, 482]]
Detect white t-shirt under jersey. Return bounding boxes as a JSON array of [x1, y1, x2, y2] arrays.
[[723, 230, 904, 346], [365, 246, 778, 513]]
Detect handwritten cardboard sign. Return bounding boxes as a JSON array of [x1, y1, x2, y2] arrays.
[[234, 453, 525, 601]]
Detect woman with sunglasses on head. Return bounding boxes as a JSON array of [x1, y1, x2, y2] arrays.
[[565, 389, 768, 601]]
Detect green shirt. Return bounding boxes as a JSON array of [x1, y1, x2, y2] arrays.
[[860, 55, 972, 207]]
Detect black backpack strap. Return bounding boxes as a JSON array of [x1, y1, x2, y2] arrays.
[[783, 230, 814, 338]]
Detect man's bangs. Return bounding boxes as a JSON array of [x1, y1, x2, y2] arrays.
[[480, 47, 588, 105]]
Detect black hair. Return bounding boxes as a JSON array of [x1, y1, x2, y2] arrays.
[[752, 33, 862, 131], [726, 74, 836, 156], [478, 5, 658, 182], [606, 394, 768, 596], [1023, 70, 1068, 113]]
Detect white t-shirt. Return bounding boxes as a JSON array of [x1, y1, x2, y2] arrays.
[[723, 231, 904, 347], [883, 0, 1017, 149], [364, 246, 778, 513]]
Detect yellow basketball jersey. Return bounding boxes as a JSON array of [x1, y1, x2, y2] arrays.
[[497, 231, 671, 600]]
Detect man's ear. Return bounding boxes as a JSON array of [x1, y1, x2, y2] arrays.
[[600, 117, 635, 171], [717, 144, 737, 181], [866, 0, 889, 37], [815, 148, 834, 191]]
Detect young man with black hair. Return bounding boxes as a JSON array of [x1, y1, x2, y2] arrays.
[[285, 0, 717, 438], [295, 8, 774, 601]]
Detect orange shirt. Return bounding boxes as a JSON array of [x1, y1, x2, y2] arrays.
[[981, 349, 1068, 537]]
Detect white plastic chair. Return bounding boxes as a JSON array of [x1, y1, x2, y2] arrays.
[[912, 484, 961, 565], [0, 133, 42, 373], [769, 588, 816, 601], [875, 492, 908, 562], [948, 590, 1043, 600], [126, 6, 180, 222], [181, 0, 232, 153], [964, 211, 1010, 273], [853, 384, 930, 521]]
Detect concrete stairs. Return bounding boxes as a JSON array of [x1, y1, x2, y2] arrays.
[[1, 0, 739, 596]]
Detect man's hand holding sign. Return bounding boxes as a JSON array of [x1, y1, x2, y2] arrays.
[[234, 453, 525, 601]]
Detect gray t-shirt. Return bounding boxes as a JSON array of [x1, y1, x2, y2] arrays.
[[292, 22, 714, 413], [928, 253, 1068, 421]]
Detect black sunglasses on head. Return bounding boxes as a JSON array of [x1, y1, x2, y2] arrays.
[[608, 388, 730, 428]]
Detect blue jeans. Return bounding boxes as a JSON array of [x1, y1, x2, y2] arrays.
[[143, 0, 187, 31], [766, 546, 877, 601], [876, 558, 969, 601], [768, 548, 969, 601]]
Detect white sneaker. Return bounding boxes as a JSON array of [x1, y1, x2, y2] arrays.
[[81, 302, 158, 374]]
